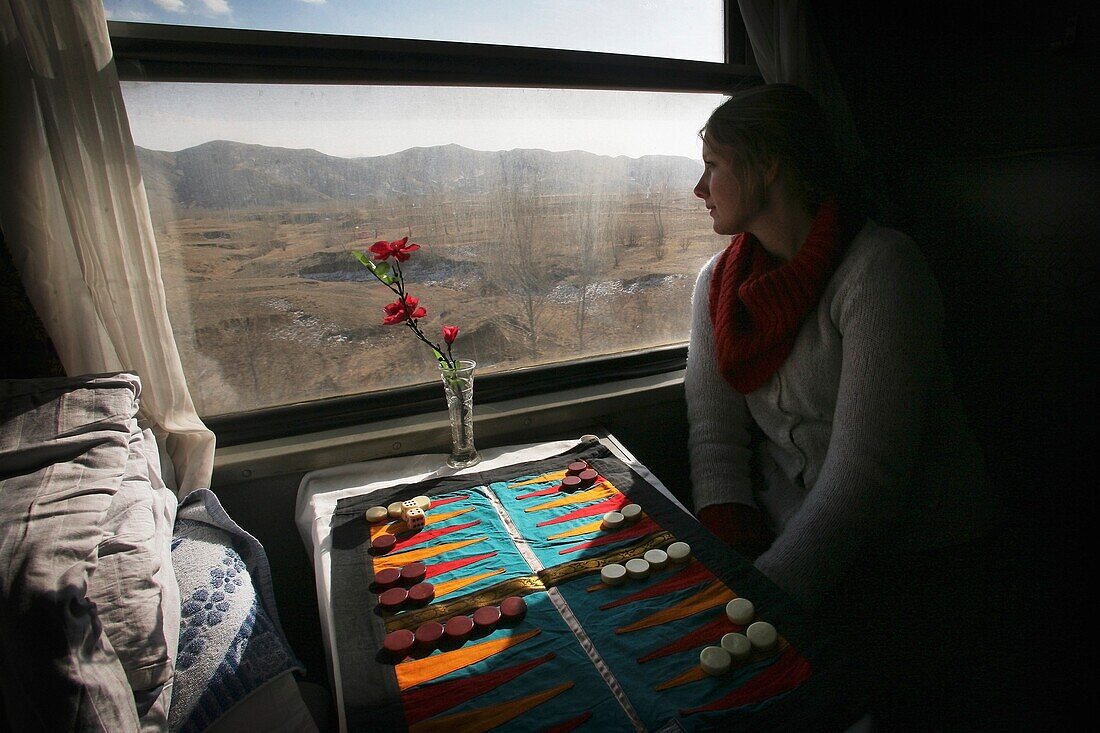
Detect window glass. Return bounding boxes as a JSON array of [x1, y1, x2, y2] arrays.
[[122, 82, 728, 416], [104, 0, 725, 62]]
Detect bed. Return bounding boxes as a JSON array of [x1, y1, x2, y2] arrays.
[[0, 372, 319, 732]]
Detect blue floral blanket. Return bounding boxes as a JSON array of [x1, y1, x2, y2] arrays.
[[168, 489, 303, 733]]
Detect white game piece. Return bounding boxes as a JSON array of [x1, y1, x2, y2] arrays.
[[601, 563, 627, 586], [643, 548, 669, 571], [725, 597, 755, 625], [601, 511, 625, 531], [620, 504, 643, 524], [720, 632, 752, 662], [746, 621, 778, 652], [404, 506, 425, 530], [699, 646, 732, 676], [625, 557, 650, 580], [413, 495, 432, 511], [387, 501, 405, 519], [400, 499, 420, 519], [364, 506, 389, 523], [666, 541, 691, 563]]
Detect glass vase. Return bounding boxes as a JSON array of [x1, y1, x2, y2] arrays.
[[440, 359, 480, 468]]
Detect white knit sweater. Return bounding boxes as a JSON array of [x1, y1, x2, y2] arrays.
[[686, 220, 997, 610]]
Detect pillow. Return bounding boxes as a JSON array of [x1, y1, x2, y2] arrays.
[[169, 489, 316, 733], [0, 373, 147, 731], [87, 425, 180, 731]]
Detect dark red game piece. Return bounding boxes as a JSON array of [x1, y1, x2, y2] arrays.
[[500, 596, 528, 623], [414, 621, 445, 649], [576, 468, 599, 488], [407, 582, 435, 606], [566, 460, 589, 475], [561, 475, 583, 491], [382, 628, 416, 658], [371, 533, 397, 554], [472, 605, 501, 631], [378, 587, 408, 612], [444, 615, 474, 643], [372, 567, 402, 591], [400, 561, 427, 586]]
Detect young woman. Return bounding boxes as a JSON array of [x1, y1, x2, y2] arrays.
[[686, 84, 1000, 726]]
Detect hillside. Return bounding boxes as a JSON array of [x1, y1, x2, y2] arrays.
[[135, 141, 703, 211]]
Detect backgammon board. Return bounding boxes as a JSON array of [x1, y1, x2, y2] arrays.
[[327, 440, 863, 732]]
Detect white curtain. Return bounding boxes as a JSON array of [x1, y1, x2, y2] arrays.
[[737, 0, 868, 171], [0, 0, 214, 495]]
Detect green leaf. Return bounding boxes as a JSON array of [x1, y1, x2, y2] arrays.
[[352, 250, 376, 271], [372, 261, 394, 284], [433, 350, 454, 372]]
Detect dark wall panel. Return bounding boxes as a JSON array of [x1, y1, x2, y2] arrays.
[[815, 1, 1096, 727]]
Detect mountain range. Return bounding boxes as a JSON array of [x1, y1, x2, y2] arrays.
[[136, 140, 703, 212]]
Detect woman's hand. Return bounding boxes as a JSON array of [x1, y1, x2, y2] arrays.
[[698, 502, 776, 561]]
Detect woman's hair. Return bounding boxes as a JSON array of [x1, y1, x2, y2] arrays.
[[701, 83, 843, 213]]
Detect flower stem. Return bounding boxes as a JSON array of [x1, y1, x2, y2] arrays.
[[388, 260, 454, 370], [359, 249, 456, 370]]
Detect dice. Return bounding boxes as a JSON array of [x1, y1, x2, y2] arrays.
[[404, 506, 425, 530]]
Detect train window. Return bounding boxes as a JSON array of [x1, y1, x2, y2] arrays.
[[103, 0, 725, 63], [105, 1, 757, 441]]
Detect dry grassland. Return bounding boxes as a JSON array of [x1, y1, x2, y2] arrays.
[[151, 191, 727, 416]]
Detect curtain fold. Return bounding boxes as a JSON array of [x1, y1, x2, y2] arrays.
[[0, 0, 214, 495], [737, 0, 868, 172]]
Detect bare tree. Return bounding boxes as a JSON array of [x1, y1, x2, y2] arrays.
[[572, 190, 609, 352], [487, 154, 556, 359], [611, 215, 642, 268], [637, 160, 672, 261]]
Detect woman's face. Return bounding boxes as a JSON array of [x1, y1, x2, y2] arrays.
[[694, 138, 758, 236]]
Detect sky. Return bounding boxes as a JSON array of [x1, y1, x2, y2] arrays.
[[107, 0, 726, 160], [103, 1, 724, 60]]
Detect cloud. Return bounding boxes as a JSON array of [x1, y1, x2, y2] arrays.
[[110, 9, 155, 21], [151, 0, 187, 12], [298, 0, 327, 4], [201, 0, 232, 14]]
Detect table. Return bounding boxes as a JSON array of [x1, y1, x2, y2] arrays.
[[296, 434, 863, 732]]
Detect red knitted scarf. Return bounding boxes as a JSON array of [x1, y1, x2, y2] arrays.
[[708, 199, 858, 394]]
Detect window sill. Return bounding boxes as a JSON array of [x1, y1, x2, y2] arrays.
[[211, 369, 685, 486]]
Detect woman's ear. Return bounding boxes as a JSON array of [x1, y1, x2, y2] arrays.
[[750, 160, 778, 211], [763, 157, 781, 187]]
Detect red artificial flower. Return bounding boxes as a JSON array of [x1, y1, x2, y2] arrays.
[[382, 295, 427, 325], [369, 236, 421, 262], [442, 325, 460, 345]]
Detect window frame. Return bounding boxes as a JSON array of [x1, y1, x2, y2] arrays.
[[107, 3, 759, 447]]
